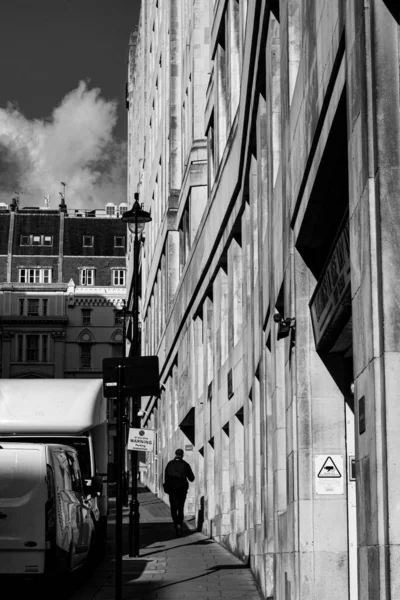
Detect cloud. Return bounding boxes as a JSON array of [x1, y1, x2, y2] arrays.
[[0, 81, 126, 209]]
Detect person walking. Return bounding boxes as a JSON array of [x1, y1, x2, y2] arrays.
[[164, 448, 195, 536]]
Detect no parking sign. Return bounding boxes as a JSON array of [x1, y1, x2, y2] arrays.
[[127, 428, 155, 452]]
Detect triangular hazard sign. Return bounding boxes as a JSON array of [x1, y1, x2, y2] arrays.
[[317, 456, 341, 478]]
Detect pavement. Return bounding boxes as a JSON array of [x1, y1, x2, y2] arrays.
[[69, 483, 265, 600]]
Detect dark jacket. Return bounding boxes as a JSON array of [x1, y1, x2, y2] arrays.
[[164, 457, 195, 493]]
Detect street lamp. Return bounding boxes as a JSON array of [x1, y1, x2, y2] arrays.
[[121, 192, 151, 557]]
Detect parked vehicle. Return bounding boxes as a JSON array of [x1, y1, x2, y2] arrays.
[[0, 442, 95, 576], [0, 379, 108, 556]]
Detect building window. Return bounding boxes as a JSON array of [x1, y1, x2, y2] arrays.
[[80, 268, 95, 286], [83, 235, 94, 247], [106, 204, 116, 216], [42, 299, 48, 316], [42, 335, 48, 362], [16, 334, 50, 362], [112, 270, 126, 286], [27, 299, 40, 316], [26, 335, 39, 361], [19, 299, 24, 315], [19, 235, 53, 246], [114, 236, 125, 247], [81, 309, 92, 325], [19, 268, 52, 284], [80, 344, 92, 369]]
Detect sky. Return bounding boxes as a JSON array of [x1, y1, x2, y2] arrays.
[[0, 0, 141, 209]]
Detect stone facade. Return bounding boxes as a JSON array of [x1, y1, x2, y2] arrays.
[[128, 1, 400, 599]]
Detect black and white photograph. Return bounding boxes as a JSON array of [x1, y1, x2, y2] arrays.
[[0, 1, 399, 599]]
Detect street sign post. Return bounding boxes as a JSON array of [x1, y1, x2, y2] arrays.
[[102, 356, 159, 600]]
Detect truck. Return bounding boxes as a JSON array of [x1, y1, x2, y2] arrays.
[[0, 378, 108, 556]]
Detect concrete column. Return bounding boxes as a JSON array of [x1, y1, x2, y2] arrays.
[[228, 237, 243, 349], [166, 230, 179, 309], [294, 253, 349, 599], [346, 3, 400, 598], [52, 331, 66, 378], [1, 332, 14, 377]]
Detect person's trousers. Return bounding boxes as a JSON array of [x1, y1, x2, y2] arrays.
[[168, 490, 187, 526]]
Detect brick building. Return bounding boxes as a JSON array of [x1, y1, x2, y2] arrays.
[[0, 197, 127, 380], [127, 2, 400, 599]]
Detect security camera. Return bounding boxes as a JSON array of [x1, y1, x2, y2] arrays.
[[273, 313, 282, 323], [137, 409, 148, 418]]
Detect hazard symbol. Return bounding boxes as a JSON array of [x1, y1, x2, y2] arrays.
[[317, 456, 341, 478]]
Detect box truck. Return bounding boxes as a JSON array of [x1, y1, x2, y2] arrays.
[[0, 442, 96, 575], [0, 379, 108, 555]]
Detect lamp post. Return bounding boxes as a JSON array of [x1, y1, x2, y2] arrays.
[[121, 192, 151, 557], [117, 299, 134, 506]]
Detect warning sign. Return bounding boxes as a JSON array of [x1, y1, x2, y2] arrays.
[[127, 428, 155, 452], [318, 456, 341, 478], [315, 455, 344, 495]]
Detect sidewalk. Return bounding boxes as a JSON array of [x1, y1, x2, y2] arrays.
[[70, 484, 264, 600]]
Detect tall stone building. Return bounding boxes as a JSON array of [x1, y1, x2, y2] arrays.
[[127, 1, 400, 599]]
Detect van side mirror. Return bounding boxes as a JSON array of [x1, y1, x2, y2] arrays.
[[84, 475, 103, 497]]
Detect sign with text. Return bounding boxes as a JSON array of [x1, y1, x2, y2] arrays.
[[315, 455, 344, 495], [127, 428, 155, 452]]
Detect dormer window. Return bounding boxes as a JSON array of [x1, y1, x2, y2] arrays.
[[83, 235, 94, 247]]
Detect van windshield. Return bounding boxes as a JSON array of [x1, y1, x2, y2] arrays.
[[0, 436, 92, 480], [0, 446, 43, 499]]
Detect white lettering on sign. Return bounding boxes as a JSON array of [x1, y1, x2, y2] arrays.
[[315, 455, 344, 495], [127, 428, 155, 452]]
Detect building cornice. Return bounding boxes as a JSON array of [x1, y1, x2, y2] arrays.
[[1, 316, 68, 325], [0, 283, 68, 292]]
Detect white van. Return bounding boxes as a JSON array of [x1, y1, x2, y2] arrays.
[[0, 442, 96, 576]]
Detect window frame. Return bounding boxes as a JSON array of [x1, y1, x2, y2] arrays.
[[112, 269, 126, 286], [26, 334, 40, 362], [83, 235, 94, 248], [81, 309, 92, 325], [80, 268, 95, 286], [27, 298, 40, 316], [114, 236, 125, 248], [79, 343, 92, 369], [19, 268, 52, 284]]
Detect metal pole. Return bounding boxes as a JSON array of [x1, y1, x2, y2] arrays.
[[115, 363, 125, 600], [122, 303, 129, 507], [129, 217, 141, 557]]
